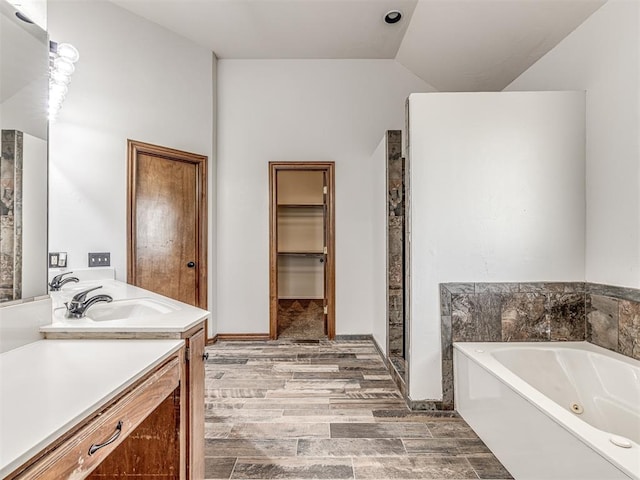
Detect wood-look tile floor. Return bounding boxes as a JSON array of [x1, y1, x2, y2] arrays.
[[204, 339, 513, 480]]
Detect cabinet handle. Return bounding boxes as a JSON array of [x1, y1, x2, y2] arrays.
[[187, 261, 195, 268], [203, 352, 209, 361], [88, 420, 123, 456]]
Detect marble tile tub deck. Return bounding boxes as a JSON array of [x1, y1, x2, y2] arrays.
[[204, 339, 512, 480]]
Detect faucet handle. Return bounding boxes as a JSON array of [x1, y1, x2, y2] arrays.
[[70, 286, 103, 303], [50, 271, 74, 285], [49, 271, 81, 291]]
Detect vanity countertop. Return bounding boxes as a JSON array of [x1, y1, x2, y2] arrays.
[[0, 338, 184, 478], [40, 279, 210, 337]]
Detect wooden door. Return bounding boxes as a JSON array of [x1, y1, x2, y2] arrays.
[[269, 162, 335, 340], [127, 140, 207, 309]]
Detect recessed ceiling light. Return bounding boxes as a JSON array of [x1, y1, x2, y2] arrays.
[[15, 11, 34, 24], [384, 10, 402, 25]]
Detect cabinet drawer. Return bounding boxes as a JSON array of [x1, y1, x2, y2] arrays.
[[13, 355, 181, 480]]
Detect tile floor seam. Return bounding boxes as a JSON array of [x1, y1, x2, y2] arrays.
[[227, 457, 238, 480], [463, 455, 482, 480]]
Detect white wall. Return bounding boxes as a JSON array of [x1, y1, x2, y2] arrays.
[[1, 3, 48, 141], [6, 0, 46, 29], [371, 136, 387, 355], [0, 298, 51, 353], [217, 59, 435, 335], [21, 133, 47, 299], [47, 2, 215, 328], [506, 0, 640, 289], [277, 256, 324, 299], [407, 92, 586, 400]]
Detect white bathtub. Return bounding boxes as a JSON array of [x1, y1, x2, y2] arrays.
[[454, 342, 640, 480]]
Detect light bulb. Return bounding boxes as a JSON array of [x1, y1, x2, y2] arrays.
[[57, 43, 79, 63], [49, 96, 64, 107], [50, 82, 68, 96], [48, 100, 62, 112], [53, 56, 75, 75], [50, 70, 70, 85]]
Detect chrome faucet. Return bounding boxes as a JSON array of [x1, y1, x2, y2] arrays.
[[65, 286, 113, 318], [49, 271, 80, 291]]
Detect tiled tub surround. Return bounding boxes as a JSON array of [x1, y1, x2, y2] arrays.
[[586, 283, 640, 358], [440, 282, 640, 409]]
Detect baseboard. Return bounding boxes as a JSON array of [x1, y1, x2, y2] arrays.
[[369, 336, 386, 359], [408, 399, 449, 411], [334, 334, 375, 341], [214, 333, 270, 341]]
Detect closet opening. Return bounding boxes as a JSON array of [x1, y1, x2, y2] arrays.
[[269, 162, 335, 340]]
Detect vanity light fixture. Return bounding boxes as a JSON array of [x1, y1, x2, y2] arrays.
[[49, 41, 79, 121], [384, 10, 402, 24]]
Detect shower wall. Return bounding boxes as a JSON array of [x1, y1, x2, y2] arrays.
[[0, 130, 23, 302], [387, 130, 405, 362]]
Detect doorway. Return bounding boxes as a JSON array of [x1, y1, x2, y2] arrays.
[[127, 139, 208, 309], [269, 162, 335, 340]]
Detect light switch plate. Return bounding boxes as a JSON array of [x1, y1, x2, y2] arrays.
[[88, 252, 110, 267]]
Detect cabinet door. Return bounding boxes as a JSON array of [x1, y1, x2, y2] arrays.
[[188, 328, 205, 479]]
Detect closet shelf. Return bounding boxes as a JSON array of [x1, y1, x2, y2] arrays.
[[277, 251, 324, 257], [277, 203, 324, 208]]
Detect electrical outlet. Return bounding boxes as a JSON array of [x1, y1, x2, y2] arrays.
[[88, 252, 110, 267], [49, 252, 67, 268]]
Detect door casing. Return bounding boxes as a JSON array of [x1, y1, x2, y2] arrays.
[[269, 161, 335, 340], [127, 139, 208, 310]]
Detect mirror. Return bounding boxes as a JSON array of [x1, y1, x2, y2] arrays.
[[0, 0, 48, 304]]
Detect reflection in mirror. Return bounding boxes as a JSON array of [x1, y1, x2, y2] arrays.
[[0, 0, 48, 304]]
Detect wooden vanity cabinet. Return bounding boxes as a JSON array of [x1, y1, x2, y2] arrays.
[[42, 320, 207, 479], [184, 326, 205, 479], [8, 351, 185, 480]]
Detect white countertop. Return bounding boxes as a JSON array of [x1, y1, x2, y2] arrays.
[[41, 279, 209, 335], [0, 339, 184, 477]]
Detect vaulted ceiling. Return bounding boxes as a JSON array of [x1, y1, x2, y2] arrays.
[[110, 0, 606, 91]]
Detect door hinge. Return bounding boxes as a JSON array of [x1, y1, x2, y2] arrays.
[[324, 305, 328, 315], [323, 246, 327, 254], [323, 186, 327, 195]]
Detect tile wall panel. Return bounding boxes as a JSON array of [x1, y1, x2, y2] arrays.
[[440, 282, 640, 409]]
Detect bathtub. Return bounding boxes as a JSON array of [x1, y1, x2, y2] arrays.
[[453, 342, 640, 480]]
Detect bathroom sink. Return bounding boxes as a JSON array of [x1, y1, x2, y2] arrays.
[[53, 297, 179, 322], [86, 298, 178, 321]]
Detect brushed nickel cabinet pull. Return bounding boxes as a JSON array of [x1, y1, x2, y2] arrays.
[[88, 420, 123, 456]]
